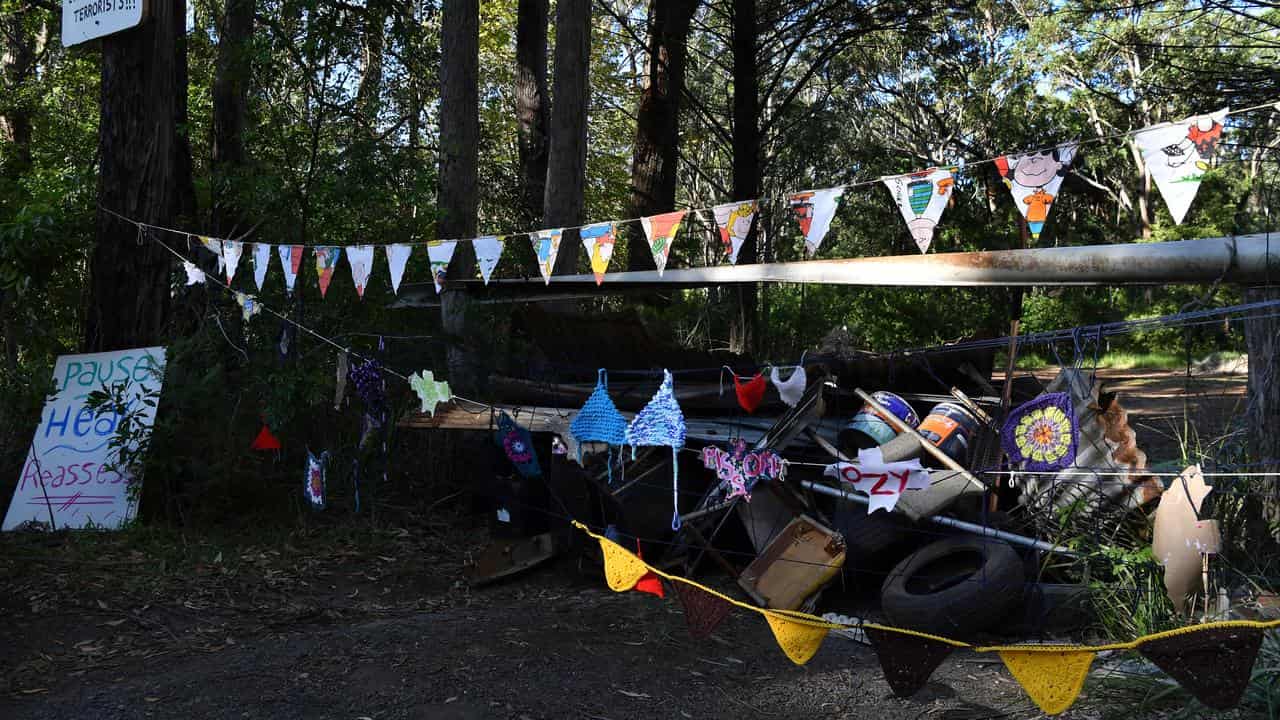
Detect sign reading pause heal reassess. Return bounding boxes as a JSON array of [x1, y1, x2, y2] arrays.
[[62, 0, 147, 47], [2, 347, 166, 531]]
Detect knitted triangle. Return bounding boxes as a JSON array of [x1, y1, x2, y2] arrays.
[[571, 369, 628, 448], [734, 373, 767, 414], [764, 610, 829, 665], [1001, 392, 1077, 472], [633, 543, 664, 598], [998, 648, 1094, 715], [1139, 625, 1264, 710], [596, 536, 651, 592], [673, 581, 734, 639], [865, 626, 955, 698], [626, 369, 686, 449]]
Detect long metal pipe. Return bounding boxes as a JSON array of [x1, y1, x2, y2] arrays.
[[800, 480, 1077, 556], [506, 233, 1280, 288]]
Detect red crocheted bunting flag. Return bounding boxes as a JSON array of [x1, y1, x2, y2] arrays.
[[673, 581, 734, 640], [865, 626, 955, 698], [1139, 625, 1264, 710]]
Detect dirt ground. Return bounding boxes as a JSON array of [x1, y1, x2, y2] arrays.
[[0, 369, 1248, 719]]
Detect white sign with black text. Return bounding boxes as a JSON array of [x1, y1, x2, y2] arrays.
[[62, 0, 147, 47]]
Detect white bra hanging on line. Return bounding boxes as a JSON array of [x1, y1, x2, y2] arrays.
[[770, 351, 808, 407]]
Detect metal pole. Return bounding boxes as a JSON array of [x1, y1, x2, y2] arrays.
[[800, 479, 1076, 557]]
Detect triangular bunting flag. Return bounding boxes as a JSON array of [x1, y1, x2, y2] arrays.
[[532, 229, 562, 285], [1135, 108, 1228, 225], [252, 243, 272, 291], [712, 201, 757, 264], [633, 543, 665, 599], [251, 423, 281, 451], [763, 610, 830, 666], [346, 244, 375, 298], [864, 626, 956, 698], [580, 222, 616, 285], [789, 188, 843, 255], [473, 235, 504, 285], [183, 261, 206, 286], [998, 648, 1094, 715], [673, 581, 734, 639], [593, 535, 650, 593], [314, 246, 341, 298], [995, 142, 1078, 240], [234, 291, 262, 322], [641, 211, 686, 276], [222, 240, 244, 283], [385, 244, 413, 295], [198, 235, 225, 272], [1139, 624, 1263, 710], [882, 168, 955, 254], [277, 245, 304, 294], [427, 241, 457, 294]]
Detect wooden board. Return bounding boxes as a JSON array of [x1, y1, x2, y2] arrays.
[[737, 514, 846, 610]]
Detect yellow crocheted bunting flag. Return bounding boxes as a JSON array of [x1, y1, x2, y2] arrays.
[[763, 610, 831, 665], [998, 648, 1095, 715], [596, 536, 650, 592]]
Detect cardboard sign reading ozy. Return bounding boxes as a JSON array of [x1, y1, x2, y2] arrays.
[[3, 347, 167, 530]]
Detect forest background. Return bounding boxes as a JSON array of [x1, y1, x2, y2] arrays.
[[0, 0, 1277, 524]]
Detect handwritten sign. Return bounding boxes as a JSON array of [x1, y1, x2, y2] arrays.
[[823, 447, 930, 513], [701, 440, 783, 502], [62, 0, 147, 47], [3, 346, 166, 531]]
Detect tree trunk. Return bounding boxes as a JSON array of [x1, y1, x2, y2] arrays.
[[87, 0, 195, 352], [729, 0, 759, 353], [1244, 284, 1280, 529], [0, 5, 37, 178], [356, 0, 387, 130], [439, 0, 480, 395], [545, 0, 590, 276], [625, 0, 696, 272], [515, 0, 549, 227], [211, 0, 255, 236]]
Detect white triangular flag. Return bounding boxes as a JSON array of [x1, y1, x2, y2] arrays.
[[346, 245, 375, 298], [222, 240, 243, 283], [712, 201, 757, 264], [183, 261, 206, 285], [882, 167, 956, 254], [995, 142, 1078, 240], [252, 243, 272, 291], [277, 245, 304, 294], [427, 241, 457, 294], [789, 188, 843, 255], [385, 244, 413, 294], [473, 235, 504, 285], [640, 211, 686, 276], [580, 222, 616, 285], [532, 229, 563, 285], [198, 235, 225, 273], [1135, 109, 1228, 225]]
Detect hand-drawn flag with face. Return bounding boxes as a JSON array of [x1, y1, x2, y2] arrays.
[[314, 246, 341, 298], [789, 188, 843, 255], [532, 229, 563, 285], [580, 222, 616, 285], [222, 241, 244, 284], [277, 245, 304, 294], [252, 243, 272, 291], [641, 211, 687, 276], [427, 241, 457, 294], [713, 201, 757, 264], [385, 244, 412, 295], [346, 244, 375, 298], [995, 142, 1078, 240], [473, 235, 504, 285], [882, 168, 956, 254], [1135, 109, 1228, 225]]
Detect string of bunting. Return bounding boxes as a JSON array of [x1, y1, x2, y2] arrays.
[[575, 521, 1279, 716], [113, 103, 1275, 300]]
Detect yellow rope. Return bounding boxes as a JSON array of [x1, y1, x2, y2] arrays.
[[573, 521, 1280, 652]]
